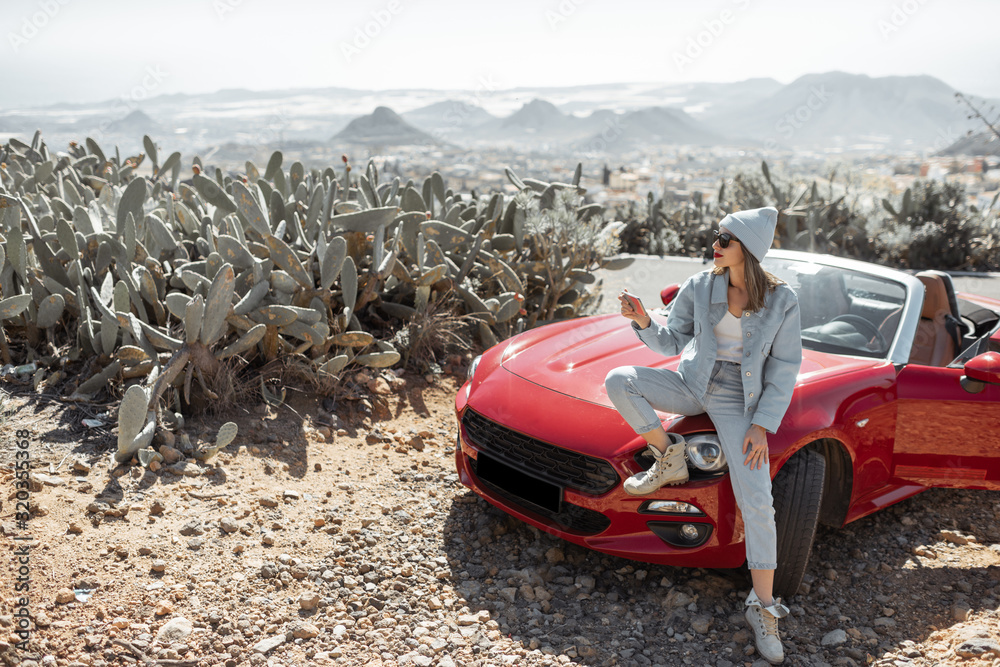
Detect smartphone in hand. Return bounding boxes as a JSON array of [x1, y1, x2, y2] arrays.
[[620, 290, 646, 317]]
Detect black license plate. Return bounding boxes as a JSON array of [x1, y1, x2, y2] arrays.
[[476, 452, 562, 514]]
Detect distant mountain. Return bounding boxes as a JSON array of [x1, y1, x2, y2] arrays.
[[468, 98, 616, 145], [938, 130, 1000, 156], [501, 99, 565, 130], [574, 106, 725, 152], [401, 100, 496, 132], [5, 74, 992, 154], [331, 106, 441, 146], [650, 78, 784, 112], [700, 71, 983, 148], [107, 110, 163, 135]]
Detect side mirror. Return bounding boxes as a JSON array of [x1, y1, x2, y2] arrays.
[[660, 284, 680, 306], [960, 351, 1000, 394]]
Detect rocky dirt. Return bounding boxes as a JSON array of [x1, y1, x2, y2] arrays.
[[1, 366, 1000, 667]]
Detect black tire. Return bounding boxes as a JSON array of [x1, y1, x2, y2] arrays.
[[772, 448, 826, 600]]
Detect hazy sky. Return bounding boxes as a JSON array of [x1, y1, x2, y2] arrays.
[[2, 0, 999, 108]]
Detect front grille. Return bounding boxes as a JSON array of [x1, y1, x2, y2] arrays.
[[461, 409, 619, 495], [469, 456, 612, 535]]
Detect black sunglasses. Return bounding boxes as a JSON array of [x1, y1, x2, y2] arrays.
[[713, 230, 740, 249]]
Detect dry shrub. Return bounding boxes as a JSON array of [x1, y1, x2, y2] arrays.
[[394, 290, 474, 373]]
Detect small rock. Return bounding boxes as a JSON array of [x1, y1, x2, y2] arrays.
[[690, 614, 714, 634], [30, 472, 62, 487], [939, 529, 975, 545], [159, 445, 183, 464], [220, 517, 239, 533], [252, 635, 286, 654], [291, 622, 320, 639], [179, 520, 203, 536], [67, 522, 83, 534], [156, 617, 193, 642], [545, 547, 565, 564], [368, 377, 391, 395], [955, 638, 1000, 659], [299, 592, 321, 611], [283, 489, 300, 500], [149, 499, 166, 516], [262, 532, 276, 546], [166, 461, 202, 477], [55, 588, 75, 604], [953, 604, 972, 622], [874, 617, 897, 632], [154, 600, 175, 616], [258, 495, 278, 508], [822, 629, 848, 646], [151, 560, 166, 573]]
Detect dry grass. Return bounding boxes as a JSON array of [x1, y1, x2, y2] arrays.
[[398, 291, 474, 373], [182, 356, 259, 417]]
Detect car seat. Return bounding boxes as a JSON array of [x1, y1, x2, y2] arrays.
[[908, 273, 956, 366]]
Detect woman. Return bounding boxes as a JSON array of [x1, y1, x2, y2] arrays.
[[604, 206, 802, 665]]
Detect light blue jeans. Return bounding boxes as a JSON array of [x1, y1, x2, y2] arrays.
[[604, 360, 777, 570]]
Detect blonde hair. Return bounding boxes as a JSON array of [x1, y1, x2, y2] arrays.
[[711, 251, 785, 312]]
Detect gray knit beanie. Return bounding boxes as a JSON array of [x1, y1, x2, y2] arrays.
[[719, 207, 778, 262]]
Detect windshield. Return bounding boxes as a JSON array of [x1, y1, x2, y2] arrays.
[[761, 258, 907, 358]]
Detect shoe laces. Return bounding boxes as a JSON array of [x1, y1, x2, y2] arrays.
[[759, 606, 780, 639]]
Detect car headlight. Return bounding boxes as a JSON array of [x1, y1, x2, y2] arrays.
[[467, 354, 482, 381], [685, 433, 728, 472]]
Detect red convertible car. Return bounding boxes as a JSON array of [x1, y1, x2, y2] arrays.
[[454, 250, 1000, 597]]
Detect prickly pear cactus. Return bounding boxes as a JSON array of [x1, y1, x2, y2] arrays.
[[0, 133, 629, 465]]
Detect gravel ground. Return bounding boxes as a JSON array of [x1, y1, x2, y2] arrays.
[[1, 369, 999, 667]]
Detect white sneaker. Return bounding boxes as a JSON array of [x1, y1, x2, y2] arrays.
[[745, 589, 789, 665], [623, 434, 688, 496]]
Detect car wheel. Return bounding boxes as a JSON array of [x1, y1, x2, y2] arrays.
[[772, 448, 826, 599]]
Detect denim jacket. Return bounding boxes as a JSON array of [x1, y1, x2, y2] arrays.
[[631, 268, 802, 433]]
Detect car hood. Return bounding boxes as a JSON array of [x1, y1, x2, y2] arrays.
[[500, 313, 884, 407]]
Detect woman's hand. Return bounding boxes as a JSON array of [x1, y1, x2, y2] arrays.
[[742, 424, 769, 470], [619, 293, 651, 329]]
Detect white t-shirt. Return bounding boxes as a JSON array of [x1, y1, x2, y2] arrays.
[[714, 310, 744, 362]]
